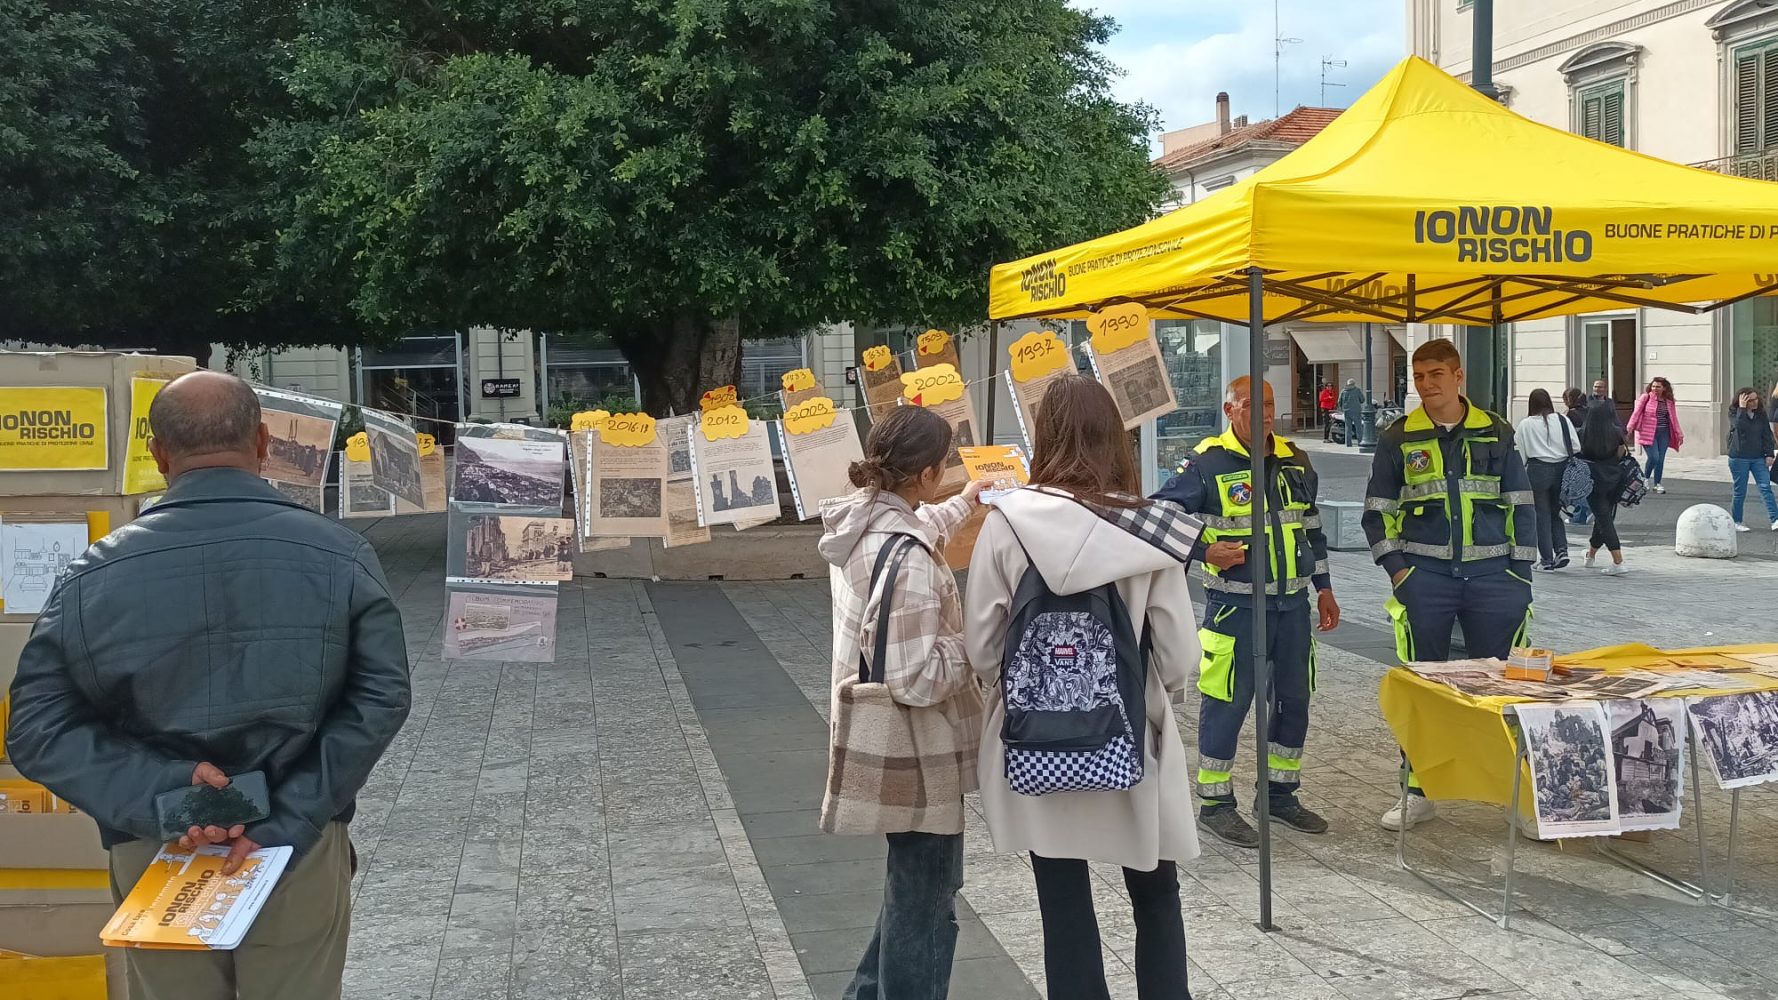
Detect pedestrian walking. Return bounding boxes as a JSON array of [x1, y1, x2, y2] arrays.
[[1625, 377, 1682, 494], [1340, 379, 1365, 448], [817, 405, 990, 1000], [1563, 388, 1594, 525], [1363, 339, 1535, 831], [1318, 381, 1337, 440], [1152, 376, 1338, 848], [1726, 387, 1778, 532], [6, 372, 412, 1000], [1516, 389, 1578, 571], [1768, 380, 1778, 442], [1580, 399, 1631, 575], [965, 375, 1200, 1000]]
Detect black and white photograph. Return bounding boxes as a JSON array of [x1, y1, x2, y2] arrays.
[[443, 585, 559, 663], [661, 416, 710, 548], [340, 454, 393, 518], [1686, 692, 1778, 789], [254, 387, 343, 488], [463, 516, 575, 582], [1606, 698, 1687, 831], [589, 431, 670, 538], [362, 409, 426, 508], [692, 418, 781, 528], [1090, 327, 1178, 429], [394, 450, 450, 514], [268, 478, 324, 514], [1517, 701, 1620, 840], [451, 434, 567, 509], [600, 478, 662, 518]]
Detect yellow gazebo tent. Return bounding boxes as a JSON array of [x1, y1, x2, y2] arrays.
[[989, 55, 1778, 327], [988, 54, 1778, 929]]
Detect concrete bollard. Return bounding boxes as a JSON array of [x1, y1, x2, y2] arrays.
[[1674, 504, 1737, 559]]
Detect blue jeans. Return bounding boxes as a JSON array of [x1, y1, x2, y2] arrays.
[[1643, 429, 1670, 485], [1729, 457, 1778, 524], [845, 832, 963, 1000]]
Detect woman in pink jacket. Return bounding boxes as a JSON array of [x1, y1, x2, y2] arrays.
[[1625, 377, 1683, 494]]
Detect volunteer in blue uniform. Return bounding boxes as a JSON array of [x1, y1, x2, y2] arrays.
[[1363, 338, 1537, 831], [1153, 377, 1340, 848]]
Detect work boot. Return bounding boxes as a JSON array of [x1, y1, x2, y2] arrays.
[[1268, 799, 1330, 834], [1198, 805, 1260, 849]]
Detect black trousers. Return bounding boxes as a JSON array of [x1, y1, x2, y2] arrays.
[[1030, 854, 1190, 1000], [1525, 459, 1570, 564], [1587, 484, 1621, 553]]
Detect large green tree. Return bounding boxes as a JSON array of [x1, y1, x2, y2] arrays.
[[0, 1, 354, 363], [256, 0, 1168, 413]]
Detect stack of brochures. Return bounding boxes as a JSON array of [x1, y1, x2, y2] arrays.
[[101, 844, 293, 950]]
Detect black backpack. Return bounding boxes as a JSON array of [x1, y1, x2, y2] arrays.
[[999, 536, 1148, 796]]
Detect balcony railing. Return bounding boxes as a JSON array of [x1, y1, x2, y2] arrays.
[[1690, 149, 1778, 180]]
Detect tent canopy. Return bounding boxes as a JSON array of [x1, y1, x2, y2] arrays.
[[989, 56, 1778, 326]]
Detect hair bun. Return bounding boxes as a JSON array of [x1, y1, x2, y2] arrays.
[[848, 459, 880, 488]]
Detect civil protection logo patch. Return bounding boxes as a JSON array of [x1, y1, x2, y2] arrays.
[[1407, 449, 1432, 473], [1228, 481, 1253, 505]]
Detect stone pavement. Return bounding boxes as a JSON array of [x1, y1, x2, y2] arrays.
[[340, 513, 1778, 1000]]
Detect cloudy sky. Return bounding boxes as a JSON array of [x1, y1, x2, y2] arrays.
[[1081, 0, 1406, 140]]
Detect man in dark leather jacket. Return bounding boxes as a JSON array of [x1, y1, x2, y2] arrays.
[[7, 371, 410, 1000]]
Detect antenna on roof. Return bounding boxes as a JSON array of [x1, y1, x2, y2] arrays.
[[1321, 56, 1348, 107], [1275, 0, 1302, 118]]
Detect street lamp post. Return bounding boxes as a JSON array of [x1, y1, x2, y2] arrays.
[[1360, 322, 1378, 453]]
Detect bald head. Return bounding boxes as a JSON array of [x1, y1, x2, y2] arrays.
[[148, 371, 268, 479]]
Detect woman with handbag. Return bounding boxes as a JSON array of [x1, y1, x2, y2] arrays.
[[1624, 377, 1684, 494], [1579, 399, 1631, 576], [1562, 388, 1594, 524], [818, 405, 990, 1000], [964, 375, 1201, 1000], [1727, 387, 1778, 532], [1515, 389, 1580, 570]]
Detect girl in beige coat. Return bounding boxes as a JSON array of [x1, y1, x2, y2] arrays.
[[965, 376, 1200, 1000]]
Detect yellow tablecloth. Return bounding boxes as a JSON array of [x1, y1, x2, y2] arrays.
[[1378, 643, 1778, 807]]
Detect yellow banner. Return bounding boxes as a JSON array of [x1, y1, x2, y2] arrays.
[[0, 387, 108, 471], [121, 378, 168, 493]]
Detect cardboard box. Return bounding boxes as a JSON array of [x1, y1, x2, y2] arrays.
[[0, 351, 195, 497], [0, 495, 143, 624], [0, 888, 124, 1000]]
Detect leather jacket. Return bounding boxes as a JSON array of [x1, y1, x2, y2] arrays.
[[6, 467, 411, 857]]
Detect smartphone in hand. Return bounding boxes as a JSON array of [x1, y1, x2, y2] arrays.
[[154, 771, 270, 842]]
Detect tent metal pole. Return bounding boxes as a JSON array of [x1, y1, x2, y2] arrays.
[[1247, 265, 1275, 932], [985, 321, 1000, 445], [1472, 0, 1500, 101]]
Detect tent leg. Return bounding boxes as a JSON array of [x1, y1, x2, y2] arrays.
[[1247, 266, 1275, 933], [985, 320, 1000, 445]]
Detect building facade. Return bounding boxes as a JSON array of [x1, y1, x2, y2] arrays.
[[1408, 0, 1778, 453]]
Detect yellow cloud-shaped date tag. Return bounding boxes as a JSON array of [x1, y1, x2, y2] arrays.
[[601, 412, 657, 447], [700, 385, 739, 412], [901, 364, 965, 406], [344, 432, 370, 463], [1007, 330, 1069, 383], [1087, 303, 1149, 355], [861, 345, 895, 372], [783, 396, 838, 435], [571, 409, 611, 432], [416, 432, 437, 457], [700, 404, 751, 441], [916, 329, 953, 357], [780, 368, 817, 393]]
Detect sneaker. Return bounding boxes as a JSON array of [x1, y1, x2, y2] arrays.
[[1269, 800, 1330, 834], [1770, 522, 1778, 531], [1584, 551, 1597, 568], [1199, 806, 1260, 849], [1653, 484, 1665, 494], [1537, 561, 1555, 572], [1602, 563, 1628, 576], [1380, 795, 1437, 832], [1736, 524, 1752, 533], [1553, 554, 1571, 569]]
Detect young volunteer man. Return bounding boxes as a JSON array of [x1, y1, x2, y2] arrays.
[[1154, 377, 1341, 847], [1362, 340, 1536, 831]]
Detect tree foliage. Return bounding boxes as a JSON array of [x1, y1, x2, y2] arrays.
[[255, 0, 1168, 412]]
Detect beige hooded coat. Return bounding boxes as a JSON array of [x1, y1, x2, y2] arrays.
[[964, 488, 1201, 870]]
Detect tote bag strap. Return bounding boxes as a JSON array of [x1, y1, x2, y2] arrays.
[[859, 532, 919, 684]]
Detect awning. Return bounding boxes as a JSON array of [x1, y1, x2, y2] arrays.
[[1389, 326, 1410, 349], [1289, 328, 1362, 363]]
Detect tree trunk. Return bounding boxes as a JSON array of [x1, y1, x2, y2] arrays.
[[625, 312, 743, 417]]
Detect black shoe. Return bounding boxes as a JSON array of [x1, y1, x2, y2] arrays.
[[1199, 806, 1260, 848], [1553, 554, 1571, 569], [1268, 799, 1330, 834]]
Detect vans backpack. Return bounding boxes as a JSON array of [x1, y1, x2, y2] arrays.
[[999, 538, 1148, 796]]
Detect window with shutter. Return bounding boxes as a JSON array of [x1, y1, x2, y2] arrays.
[[1601, 90, 1624, 147], [1764, 49, 1778, 150], [1582, 94, 1602, 141], [1737, 52, 1761, 154]]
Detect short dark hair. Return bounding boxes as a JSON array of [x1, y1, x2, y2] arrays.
[[1411, 338, 1462, 369], [148, 372, 262, 457]]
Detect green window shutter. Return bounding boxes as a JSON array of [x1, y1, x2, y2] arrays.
[[1581, 93, 1603, 141], [1763, 48, 1778, 151], [1737, 51, 1763, 154], [1601, 88, 1624, 147]]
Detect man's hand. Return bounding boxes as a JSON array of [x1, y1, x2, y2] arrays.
[[221, 835, 262, 876], [962, 479, 994, 504], [1317, 591, 1341, 632], [180, 823, 245, 851], [1391, 568, 1411, 587], [1205, 541, 1246, 569], [192, 761, 230, 790]]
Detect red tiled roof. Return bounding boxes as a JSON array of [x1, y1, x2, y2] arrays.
[[1153, 106, 1344, 171]]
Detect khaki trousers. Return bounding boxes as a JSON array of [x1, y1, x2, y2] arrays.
[[108, 822, 353, 1000]]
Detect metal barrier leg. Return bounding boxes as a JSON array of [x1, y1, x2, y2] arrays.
[[1593, 724, 1712, 903], [1395, 731, 1521, 927], [1500, 732, 1524, 930], [1722, 790, 1742, 905]]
